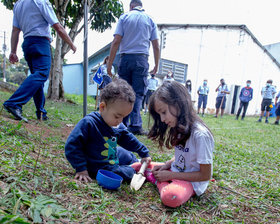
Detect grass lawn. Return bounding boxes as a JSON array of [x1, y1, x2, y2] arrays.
[[0, 89, 279, 223]]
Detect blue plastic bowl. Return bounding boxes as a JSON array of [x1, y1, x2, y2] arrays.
[[96, 169, 123, 190]]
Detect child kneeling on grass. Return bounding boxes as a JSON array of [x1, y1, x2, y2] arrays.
[[132, 81, 214, 208], [65, 79, 151, 182]]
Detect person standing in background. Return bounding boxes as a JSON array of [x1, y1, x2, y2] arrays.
[[185, 79, 192, 95], [236, 80, 253, 120], [107, 0, 160, 135], [144, 74, 158, 114], [197, 79, 209, 117], [163, 70, 174, 82], [215, 78, 230, 118], [3, 0, 76, 122], [258, 79, 277, 123], [273, 90, 280, 125]]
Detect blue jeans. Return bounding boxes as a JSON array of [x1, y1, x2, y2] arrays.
[[89, 147, 138, 181], [198, 94, 208, 109], [4, 36, 51, 116], [118, 54, 149, 132]]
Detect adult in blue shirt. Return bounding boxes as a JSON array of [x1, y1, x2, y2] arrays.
[[3, 0, 76, 122], [107, 0, 160, 135], [236, 80, 253, 120], [258, 79, 277, 123], [197, 79, 209, 116], [215, 78, 230, 118]]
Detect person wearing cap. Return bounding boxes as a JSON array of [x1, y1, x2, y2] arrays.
[[197, 79, 209, 117], [107, 0, 160, 136], [258, 79, 277, 123], [144, 74, 158, 114], [236, 80, 253, 120], [3, 0, 76, 123]]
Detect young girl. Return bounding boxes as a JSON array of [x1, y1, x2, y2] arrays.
[[134, 81, 214, 208]]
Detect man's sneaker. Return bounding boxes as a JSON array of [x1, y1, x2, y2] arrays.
[[265, 119, 269, 124], [42, 115, 49, 121], [274, 121, 279, 125], [257, 118, 262, 122], [214, 115, 218, 118], [241, 117, 244, 121], [3, 104, 28, 123]]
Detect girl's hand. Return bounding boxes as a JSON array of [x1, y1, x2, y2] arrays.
[[153, 164, 169, 172], [75, 170, 92, 183], [153, 170, 173, 182]]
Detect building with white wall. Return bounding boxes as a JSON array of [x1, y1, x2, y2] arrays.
[[156, 24, 280, 115]]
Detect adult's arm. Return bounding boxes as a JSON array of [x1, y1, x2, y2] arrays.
[[215, 84, 221, 92], [9, 26, 21, 64], [107, 34, 122, 77], [150, 39, 160, 75], [52, 23, 76, 53]]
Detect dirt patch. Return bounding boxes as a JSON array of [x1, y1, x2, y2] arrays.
[[1, 114, 73, 141]]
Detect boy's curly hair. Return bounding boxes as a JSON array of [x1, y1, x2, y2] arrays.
[[100, 78, 135, 105]]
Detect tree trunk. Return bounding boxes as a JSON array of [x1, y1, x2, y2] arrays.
[[47, 36, 64, 100]]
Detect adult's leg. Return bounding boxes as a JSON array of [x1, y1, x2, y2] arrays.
[[118, 56, 132, 127], [236, 101, 243, 118], [215, 97, 221, 117], [221, 97, 227, 117], [157, 180, 195, 208], [4, 37, 51, 111], [197, 94, 202, 114], [242, 102, 249, 119], [129, 55, 149, 132], [202, 95, 207, 115]]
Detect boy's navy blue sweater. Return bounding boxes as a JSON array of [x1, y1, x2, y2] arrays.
[[65, 112, 149, 173], [239, 87, 253, 102]]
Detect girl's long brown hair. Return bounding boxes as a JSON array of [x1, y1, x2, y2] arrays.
[[148, 81, 211, 149]]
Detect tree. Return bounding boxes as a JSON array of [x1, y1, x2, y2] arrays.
[[1, 0, 123, 100]]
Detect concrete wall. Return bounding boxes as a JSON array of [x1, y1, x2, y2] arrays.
[[158, 26, 280, 115]]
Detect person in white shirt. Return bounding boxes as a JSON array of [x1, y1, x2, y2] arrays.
[[131, 81, 214, 208], [144, 74, 158, 114], [197, 79, 210, 116], [258, 79, 277, 123]]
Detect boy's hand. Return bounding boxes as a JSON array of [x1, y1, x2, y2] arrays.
[[75, 170, 92, 183], [141, 157, 152, 165]]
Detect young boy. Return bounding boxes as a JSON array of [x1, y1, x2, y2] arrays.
[[258, 79, 277, 123], [65, 79, 151, 182], [274, 91, 280, 125], [236, 80, 253, 120]]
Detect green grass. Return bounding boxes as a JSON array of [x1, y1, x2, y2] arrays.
[[0, 89, 279, 223]]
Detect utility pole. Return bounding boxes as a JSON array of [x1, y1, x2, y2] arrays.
[[3, 31, 7, 82], [83, 0, 88, 117], [0, 31, 7, 82]]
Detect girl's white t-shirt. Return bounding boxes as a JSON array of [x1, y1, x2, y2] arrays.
[[171, 123, 214, 196]]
